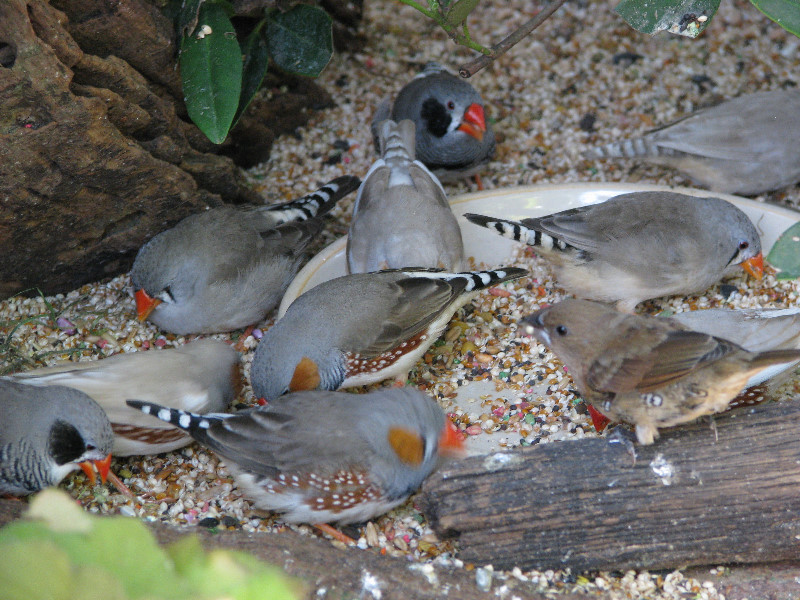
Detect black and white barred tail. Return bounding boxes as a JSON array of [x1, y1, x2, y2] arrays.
[[463, 213, 572, 252], [262, 175, 361, 224], [582, 137, 678, 160], [398, 266, 528, 291], [126, 400, 225, 442]]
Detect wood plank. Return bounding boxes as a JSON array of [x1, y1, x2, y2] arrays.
[[419, 401, 800, 572]]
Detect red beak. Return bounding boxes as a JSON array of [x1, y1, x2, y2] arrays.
[[458, 102, 486, 141], [79, 453, 112, 485], [587, 404, 611, 433], [439, 421, 466, 456], [741, 252, 764, 280], [134, 288, 161, 321]]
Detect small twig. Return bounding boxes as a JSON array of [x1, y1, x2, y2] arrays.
[[107, 471, 138, 504], [459, 0, 569, 78]]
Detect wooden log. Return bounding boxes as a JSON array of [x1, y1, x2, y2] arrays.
[[419, 401, 800, 572]]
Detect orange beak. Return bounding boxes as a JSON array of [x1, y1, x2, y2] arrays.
[[741, 252, 764, 280], [439, 421, 466, 457], [457, 102, 486, 141], [79, 453, 112, 486], [135, 288, 161, 321]]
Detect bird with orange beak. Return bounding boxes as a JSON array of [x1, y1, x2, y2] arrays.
[[465, 191, 763, 312], [127, 388, 464, 529], [371, 62, 495, 185], [0, 380, 113, 495]]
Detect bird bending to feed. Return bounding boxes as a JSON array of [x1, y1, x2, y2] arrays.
[[348, 119, 464, 273], [523, 299, 800, 444], [4, 340, 239, 456], [0, 380, 113, 495], [372, 62, 495, 183], [127, 388, 464, 525], [584, 89, 800, 195], [130, 175, 361, 334], [465, 191, 763, 312], [250, 267, 527, 401]]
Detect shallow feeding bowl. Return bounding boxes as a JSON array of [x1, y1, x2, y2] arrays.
[[280, 183, 800, 454]]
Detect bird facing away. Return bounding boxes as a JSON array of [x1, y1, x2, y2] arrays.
[[4, 339, 239, 456], [1, 380, 113, 495], [250, 267, 527, 401], [465, 191, 763, 312], [127, 388, 464, 525], [348, 119, 464, 273], [130, 175, 361, 334], [584, 89, 800, 195], [523, 299, 800, 444], [372, 62, 496, 183]]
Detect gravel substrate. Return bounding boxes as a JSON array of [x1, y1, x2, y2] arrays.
[[3, 0, 800, 598]]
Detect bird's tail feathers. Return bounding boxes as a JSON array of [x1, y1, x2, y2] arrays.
[[261, 176, 361, 224], [377, 119, 416, 163], [464, 213, 570, 251], [125, 400, 228, 441], [748, 348, 800, 371], [582, 137, 676, 160], [399, 266, 528, 291]]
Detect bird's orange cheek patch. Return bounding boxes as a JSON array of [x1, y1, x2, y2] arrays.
[[388, 427, 424, 467], [289, 356, 321, 392]]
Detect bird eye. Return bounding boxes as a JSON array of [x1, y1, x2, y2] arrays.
[[556, 325, 568, 336], [86, 444, 96, 451], [738, 240, 749, 250], [447, 100, 455, 110]]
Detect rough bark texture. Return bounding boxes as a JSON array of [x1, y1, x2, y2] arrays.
[[419, 401, 800, 573], [2, 496, 800, 599], [0, 0, 361, 299]]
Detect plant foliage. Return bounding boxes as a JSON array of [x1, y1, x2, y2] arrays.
[[767, 221, 800, 279], [177, 1, 334, 144]]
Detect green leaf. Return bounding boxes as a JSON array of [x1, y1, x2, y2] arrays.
[[766, 220, 800, 279], [615, 0, 721, 37], [266, 5, 333, 77], [750, 0, 800, 37], [447, 0, 480, 25], [0, 540, 73, 600], [180, 1, 243, 144], [233, 21, 270, 127], [0, 490, 303, 600]]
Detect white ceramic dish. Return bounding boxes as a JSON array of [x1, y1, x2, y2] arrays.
[[279, 183, 800, 454], [280, 182, 799, 317]]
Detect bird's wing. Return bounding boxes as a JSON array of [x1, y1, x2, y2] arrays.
[[588, 329, 739, 393], [355, 276, 467, 356], [204, 407, 367, 477], [525, 207, 604, 252]]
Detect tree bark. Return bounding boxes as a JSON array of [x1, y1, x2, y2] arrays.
[[419, 401, 800, 572], [0, 0, 357, 299]]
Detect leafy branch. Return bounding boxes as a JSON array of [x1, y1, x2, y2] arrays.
[[175, 0, 334, 144]]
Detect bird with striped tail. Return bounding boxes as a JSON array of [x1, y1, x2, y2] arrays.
[[126, 388, 464, 529], [130, 175, 360, 334], [249, 267, 527, 401], [347, 119, 464, 273], [465, 191, 763, 312], [583, 89, 800, 195]]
